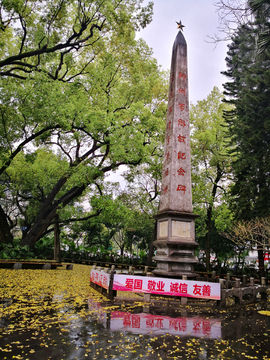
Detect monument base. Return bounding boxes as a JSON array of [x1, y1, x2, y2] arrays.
[[153, 211, 199, 279]]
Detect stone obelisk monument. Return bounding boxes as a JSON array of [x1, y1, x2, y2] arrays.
[[153, 22, 198, 278]]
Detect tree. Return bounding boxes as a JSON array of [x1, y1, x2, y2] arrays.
[[222, 216, 270, 275], [249, 0, 270, 53], [213, 0, 270, 51], [81, 163, 162, 259], [190, 87, 234, 271], [196, 220, 235, 272], [2, 149, 69, 239], [0, 0, 153, 80], [223, 24, 270, 220], [0, 0, 168, 247], [222, 216, 270, 249], [210, 0, 252, 43], [222, 17, 270, 276]]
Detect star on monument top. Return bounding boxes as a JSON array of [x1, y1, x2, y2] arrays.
[[176, 20, 185, 31]]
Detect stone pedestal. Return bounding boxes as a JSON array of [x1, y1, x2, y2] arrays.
[[153, 211, 198, 278]]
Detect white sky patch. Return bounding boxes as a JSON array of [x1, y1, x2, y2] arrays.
[[138, 0, 229, 104]]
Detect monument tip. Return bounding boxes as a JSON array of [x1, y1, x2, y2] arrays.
[[176, 20, 185, 31], [173, 27, 186, 48]]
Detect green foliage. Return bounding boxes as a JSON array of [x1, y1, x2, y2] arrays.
[[59, 171, 159, 262], [190, 87, 233, 231], [190, 87, 233, 225], [0, 242, 34, 260], [190, 87, 234, 270], [32, 236, 54, 259], [249, 0, 270, 53], [223, 23, 270, 220], [0, 0, 167, 247], [0, 236, 54, 260], [0, 0, 154, 79]]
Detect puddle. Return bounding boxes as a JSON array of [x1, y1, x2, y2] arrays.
[[1, 297, 270, 359], [0, 265, 269, 359], [88, 300, 221, 338]]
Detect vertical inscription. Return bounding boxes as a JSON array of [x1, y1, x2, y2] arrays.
[[159, 31, 192, 213], [176, 68, 188, 196]]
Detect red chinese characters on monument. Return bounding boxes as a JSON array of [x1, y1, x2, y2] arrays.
[[165, 168, 169, 177], [178, 72, 187, 80], [177, 167, 185, 176], [178, 88, 185, 96], [178, 152, 186, 160], [163, 186, 168, 194], [177, 135, 186, 144], [177, 185, 186, 194], [177, 135, 186, 143], [178, 103, 185, 111], [167, 136, 170, 145], [178, 119, 186, 127]]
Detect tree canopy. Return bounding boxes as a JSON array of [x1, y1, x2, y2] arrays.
[[0, 0, 154, 80], [190, 86, 234, 271], [0, 0, 168, 247], [221, 2, 270, 276], [223, 22, 270, 220]]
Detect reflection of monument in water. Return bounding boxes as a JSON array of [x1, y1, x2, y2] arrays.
[[88, 299, 221, 339], [153, 23, 198, 278], [107, 311, 221, 338]]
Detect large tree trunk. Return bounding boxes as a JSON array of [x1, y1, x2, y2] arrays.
[[0, 204, 13, 244], [257, 243, 265, 278], [20, 158, 122, 248], [21, 176, 86, 247], [205, 165, 222, 272], [147, 220, 157, 266], [205, 209, 211, 272], [54, 214, 61, 262], [120, 244, 124, 257]]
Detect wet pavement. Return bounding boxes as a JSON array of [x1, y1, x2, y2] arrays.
[[1, 298, 270, 359], [0, 266, 270, 359]]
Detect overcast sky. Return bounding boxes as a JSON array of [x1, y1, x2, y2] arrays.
[[138, 0, 229, 104]]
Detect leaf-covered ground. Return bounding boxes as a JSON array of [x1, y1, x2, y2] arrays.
[[0, 264, 270, 359]]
